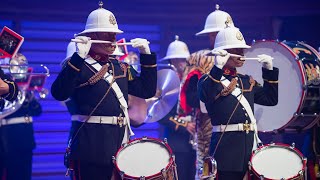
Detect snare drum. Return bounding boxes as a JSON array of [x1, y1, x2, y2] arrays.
[[113, 137, 177, 180], [238, 40, 320, 132], [249, 143, 307, 180]]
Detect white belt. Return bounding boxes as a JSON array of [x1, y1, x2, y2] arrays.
[[1, 117, 33, 126], [212, 123, 255, 133], [71, 115, 127, 126]]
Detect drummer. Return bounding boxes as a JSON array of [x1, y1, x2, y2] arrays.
[[158, 35, 196, 180], [197, 26, 279, 180], [51, 3, 157, 180]]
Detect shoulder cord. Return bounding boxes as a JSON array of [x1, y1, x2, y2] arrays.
[[212, 76, 244, 156]]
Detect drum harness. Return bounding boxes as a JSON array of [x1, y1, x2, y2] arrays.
[[64, 57, 134, 176], [211, 75, 262, 156]]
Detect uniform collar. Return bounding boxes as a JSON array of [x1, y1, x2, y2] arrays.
[[223, 67, 237, 76]]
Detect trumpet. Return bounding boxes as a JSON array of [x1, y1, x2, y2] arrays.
[[0, 54, 50, 79], [0, 53, 50, 119]]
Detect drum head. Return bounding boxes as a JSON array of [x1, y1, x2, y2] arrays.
[[238, 41, 304, 132], [116, 139, 171, 177], [251, 144, 304, 179]]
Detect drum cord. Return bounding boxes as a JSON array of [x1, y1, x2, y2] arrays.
[[65, 61, 120, 172], [212, 76, 244, 156]]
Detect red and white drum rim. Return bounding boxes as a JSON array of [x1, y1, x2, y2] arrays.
[[114, 137, 174, 179]]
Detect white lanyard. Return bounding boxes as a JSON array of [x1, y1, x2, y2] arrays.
[[220, 76, 261, 149], [85, 58, 134, 142]]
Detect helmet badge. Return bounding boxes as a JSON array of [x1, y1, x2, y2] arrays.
[[236, 31, 244, 41]]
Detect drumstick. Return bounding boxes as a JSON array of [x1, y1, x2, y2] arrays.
[[240, 57, 261, 61], [71, 39, 112, 44], [209, 51, 243, 58]]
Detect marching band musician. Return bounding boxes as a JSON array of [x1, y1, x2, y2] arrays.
[[51, 3, 157, 180], [0, 53, 31, 180], [158, 35, 196, 180], [198, 26, 278, 180], [181, 4, 236, 176]]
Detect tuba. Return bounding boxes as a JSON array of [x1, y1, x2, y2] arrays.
[[0, 53, 49, 119]]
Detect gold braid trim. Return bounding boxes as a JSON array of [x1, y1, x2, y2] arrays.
[[206, 74, 220, 83], [243, 76, 256, 92], [141, 64, 157, 68], [67, 61, 80, 72], [264, 79, 279, 83]]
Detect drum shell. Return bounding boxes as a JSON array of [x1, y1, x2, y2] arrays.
[[249, 143, 307, 180], [238, 40, 320, 132], [113, 137, 176, 180]]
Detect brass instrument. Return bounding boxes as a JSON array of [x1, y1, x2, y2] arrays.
[[0, 53, 50, 119]]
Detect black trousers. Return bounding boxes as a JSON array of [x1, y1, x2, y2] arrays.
[[217, 171, 246, 180], [71, 161, 114, 180], [175, 151, 196, 180], [0, 150, 33, 180]]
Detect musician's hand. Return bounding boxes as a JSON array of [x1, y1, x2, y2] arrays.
[[0, 78, 9, 96], [131, 38, 151, 55], [257, 54, 273, 70], [213, 49, 230, 69], [75, 36, 92, 59], [186, 122, 196, 135]]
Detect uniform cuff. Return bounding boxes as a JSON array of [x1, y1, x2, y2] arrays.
[[68, 53, 85, 71], [140, 53, 157, 66], [262, 67, 279, 81], [209, 66, 224, 82]]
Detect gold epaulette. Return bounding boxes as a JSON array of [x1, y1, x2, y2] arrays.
[[243, 76, 256, 92]]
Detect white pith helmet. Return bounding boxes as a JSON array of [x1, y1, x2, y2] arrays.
[[111, 45, 124, 56], [196, 4, 234, 36], [213, 27, 251, 51], [77, 1, 123, 36], [161, 35, 190, 61]]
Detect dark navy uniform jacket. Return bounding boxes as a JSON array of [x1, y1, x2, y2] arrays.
[[51, 53, 157, 165], [198, 65, 279, 172]]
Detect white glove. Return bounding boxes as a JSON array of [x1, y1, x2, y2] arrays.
[[131, 38, 151, 54], [257, 54, 273, 70], [213, 49, 230, 69], [75, 36, 92, 59]]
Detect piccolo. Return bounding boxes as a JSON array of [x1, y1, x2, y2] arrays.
[[71, 39, 150, 46]]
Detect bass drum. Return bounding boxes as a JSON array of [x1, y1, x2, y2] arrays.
[[238, 40, 320, 132]]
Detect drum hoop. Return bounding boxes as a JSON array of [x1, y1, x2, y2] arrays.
[[113, 137, 175, 179], [278, 41, 320, 131], [251, 40, 309, 132], [249, 143, 307, 179]]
